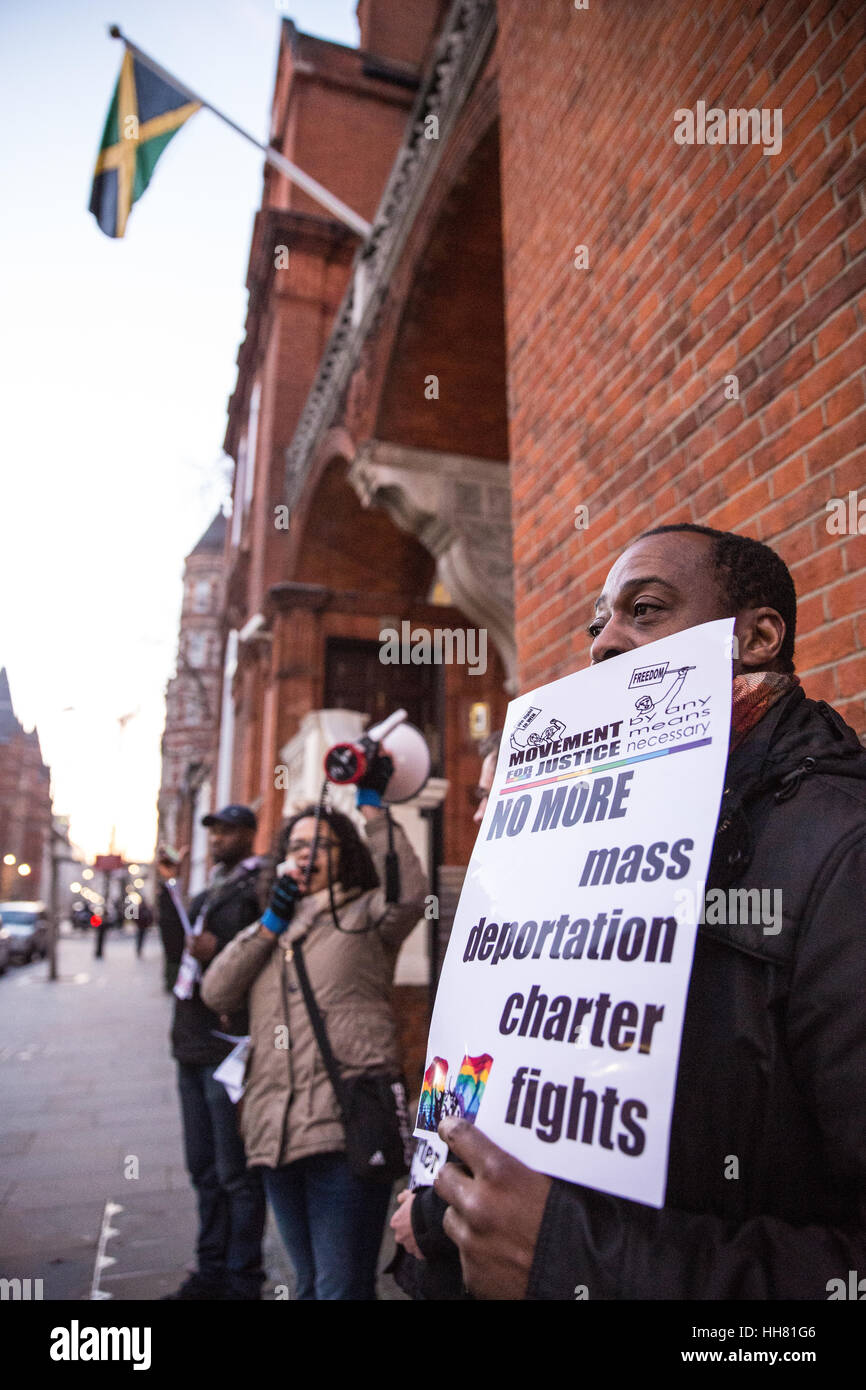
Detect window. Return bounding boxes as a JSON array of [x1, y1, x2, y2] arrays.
[[192, 580, 211, 614], [186, 632, 207, 668]]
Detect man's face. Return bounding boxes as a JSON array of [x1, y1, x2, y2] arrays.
[[208, 824, 255, 867], [473, 751, 498, 826], [588, 533, 731, 664]]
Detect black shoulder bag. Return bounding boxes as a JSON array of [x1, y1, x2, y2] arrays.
[[290, 940, 412, 1184]]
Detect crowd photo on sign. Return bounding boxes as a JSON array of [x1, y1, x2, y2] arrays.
[[2, 0, 866, 1345]]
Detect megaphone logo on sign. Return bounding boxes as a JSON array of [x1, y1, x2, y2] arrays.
[[510, 707, 567, 754]]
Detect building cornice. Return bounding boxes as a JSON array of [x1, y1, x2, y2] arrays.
[[265, 579, 484, 627], [265, 582, 332, 617], [283, 0, 497, 508]]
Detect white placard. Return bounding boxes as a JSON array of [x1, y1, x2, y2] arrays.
[[415, 620, 734, 1208], [212, 1035, 251, 1103], [408, 1133, 448, 1190]]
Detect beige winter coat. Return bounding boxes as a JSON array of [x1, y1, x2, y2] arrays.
[[201, 814, 427, 1168]]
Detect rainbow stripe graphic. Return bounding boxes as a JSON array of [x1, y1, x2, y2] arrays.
[[500, 736, 711, 794], [454, 1053, 493, 1120], [416, 1053, 495, 1131], [417, 1056, 449, 1132]]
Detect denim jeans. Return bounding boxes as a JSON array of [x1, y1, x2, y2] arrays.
[[263, 1152, 392, 1300], [177, 1062, 266, 1298]]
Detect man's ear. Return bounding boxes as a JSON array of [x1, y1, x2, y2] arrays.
[[733, 607, 787, 671]]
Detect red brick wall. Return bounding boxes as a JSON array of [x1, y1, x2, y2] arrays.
[[247, 246, 353, 617], [375, 122, 510, 461], [496, 0, 866, 733], [291, 457, 436, 595], [357, 0, 446, 71], [269, 27, 417, 225]]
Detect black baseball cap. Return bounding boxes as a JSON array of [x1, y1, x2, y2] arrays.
[[202, 804, 257, 831]]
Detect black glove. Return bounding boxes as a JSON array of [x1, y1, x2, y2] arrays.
[[262, 874, 301, 936], [356, 752, 394, 806]]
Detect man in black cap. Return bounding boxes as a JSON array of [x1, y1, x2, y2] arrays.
[[157, 805, 267, 1300]]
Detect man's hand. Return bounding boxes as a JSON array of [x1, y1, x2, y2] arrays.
[[156, 845, 188, 883], [435, 1117, 552, 1299], [188, 929, 219, 963], [390, 1190, 422, 1260]]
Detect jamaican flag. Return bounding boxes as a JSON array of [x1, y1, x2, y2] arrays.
[[89, 49, 200, 238]]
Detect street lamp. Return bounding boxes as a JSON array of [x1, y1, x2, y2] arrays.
[[3, 853, 16, 866], [17, 863, 31, 877]]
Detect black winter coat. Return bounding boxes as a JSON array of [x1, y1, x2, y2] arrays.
[[528, 686, 866, 1299], [158, 859, 263, 1067]]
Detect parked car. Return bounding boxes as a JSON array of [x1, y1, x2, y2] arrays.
[[0, 931, 10, 975], [0, 901, 49, 964]]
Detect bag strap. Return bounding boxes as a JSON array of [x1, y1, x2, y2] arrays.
[[289, 941, 349, 1120]]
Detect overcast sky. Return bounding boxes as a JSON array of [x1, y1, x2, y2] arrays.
[[0, 0, 359, 861]]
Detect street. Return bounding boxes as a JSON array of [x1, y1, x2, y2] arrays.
[[0, 925, 404, 1300]]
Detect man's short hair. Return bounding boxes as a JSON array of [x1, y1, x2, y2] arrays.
[[639, 523, 797, 673]]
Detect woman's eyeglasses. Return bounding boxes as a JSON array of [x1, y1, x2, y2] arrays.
[[286, 838, 337, 856]]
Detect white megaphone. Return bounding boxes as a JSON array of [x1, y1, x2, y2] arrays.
[[323, 708, 431, 804]]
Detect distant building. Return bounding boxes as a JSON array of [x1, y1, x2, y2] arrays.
[[157, 513, 228, 895], [0, 667, 52, 901]]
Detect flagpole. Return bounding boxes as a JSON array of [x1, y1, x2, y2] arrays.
[[107, 25, 373, 239]]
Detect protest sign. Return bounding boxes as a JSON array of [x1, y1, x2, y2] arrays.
[[415, 618, 734, 1207], [408, 1133, 448, 1190]]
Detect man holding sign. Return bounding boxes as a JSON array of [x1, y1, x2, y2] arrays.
[[432, 525, 866, 1300]]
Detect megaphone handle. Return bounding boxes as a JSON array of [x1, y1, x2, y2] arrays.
[[366, 707, 407, 744]]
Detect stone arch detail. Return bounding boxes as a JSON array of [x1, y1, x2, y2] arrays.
[[349, 439, 516, 688]]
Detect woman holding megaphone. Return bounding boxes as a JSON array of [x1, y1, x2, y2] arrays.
[[201, 749, 427, 1301]]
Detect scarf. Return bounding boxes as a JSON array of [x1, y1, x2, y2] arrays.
[[282, 881, 363, 951], [729, 671, 799, 751]]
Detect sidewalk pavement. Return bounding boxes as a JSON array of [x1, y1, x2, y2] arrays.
[[0, 927, 405, 1300]]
